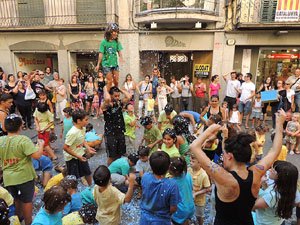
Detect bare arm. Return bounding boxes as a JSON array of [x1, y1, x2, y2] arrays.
[[95, 53, 103, 72], [101, 86, 111, 110], [124, 174, 136, 203], [31, 140, 44, 160], [180, 112, 197, 130], [252, 197, 269, 211], [222, 72, 229, 81], [200, 108, 209, 124], [121, 88, 132, 104]]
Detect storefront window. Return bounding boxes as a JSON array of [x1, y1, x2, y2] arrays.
[[257, 48, 300, 88]]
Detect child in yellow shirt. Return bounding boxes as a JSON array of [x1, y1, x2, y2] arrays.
[[146, 93, 156, 123], [44, 167, 68, 192], [255, 125, 268, 161]]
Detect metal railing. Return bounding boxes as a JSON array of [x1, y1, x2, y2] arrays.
[[137, 0, 219, 15], [0, 0, 108, 28]]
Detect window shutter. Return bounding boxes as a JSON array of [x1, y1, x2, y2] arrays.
[[76, 0, 106, 24], [260, 0, 278, 22], [18, 0, 45, 26]]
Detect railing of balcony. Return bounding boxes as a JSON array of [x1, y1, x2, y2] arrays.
[[0, 0, 109, 28], [137, 0, 219, 15]]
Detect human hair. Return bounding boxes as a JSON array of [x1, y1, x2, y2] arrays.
[[169, 157, 187, 177], [7, 74, 15, 81], [43, 186, 71, 214], [164, 104, 174, 114], [208, 114, 222, 124], [232, 104, 238, 109], [104, 23, 119, 41], [230, 71, 237, 77], [124, 73, 132, 83], [140, 116, 153, 126], [128, 153, 139, 165], [59, 78, 64, 83], [86, 123, 93, 132], [4, 114, 23, 133], [159, 78, 166, 85], [125, 103, 133, 110], [149, 151, 170, 176], [210, 94, 219, 101], [0, 198, 9, 225], [170, 75, 176, 80], [39, 89, 47, 96], [62, 166, 68, 177], [138, 146, 150, 157], [37, 102, 48, 113], [172, 115, 195, 144], [109, 86, 121, 95], [79, 204, 98, 224], [246, 73, 252, 80], [163, 128, 177, 144], [211, 75, 219, 82], [72, 109, 88, 124], [71, 75, 77, 83], [93, 165, 111, 187], [45, 67, 52, 72], [264, 76, 273, 85], [255, 124, 269, 133], [273, 161, 298, 219], [222, 101, 228, 107], [145, 74, 151, 80], [0, 93, 13, 104], [60, 175, 78, 190], [63, 107, 72, 115], [224, 133, 255, 163]]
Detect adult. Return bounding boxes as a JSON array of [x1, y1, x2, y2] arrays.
[[0, 67, 6, 83], [94, 71, 106, 115], [200, 95, 223, 126], [270, 80, 286, 129], [180, 75, 193, 111], [123, 73, 136, 106], [101, 86, 131, 166], [137, 75, 152, 118], [69, 75, 82, 103], [285, 80, 295, 111], [38, 70, 48, 86], [253, 161, 299, 225], [79, 68, 87, 89], [44, 67, 53, 84], [238, 73, 255, 129], [54, 78, 67, 123], [209, 75, 221, 99], [45, 72, 60, 100], [237, 73, 245, 85], [16, 71, 23, 82], [156, 78, 174, 114], [0, 94, 13, 136], [179, 111, 201, 134], [223, 72, 241, 111], [258, 77, 273, 124], [30, 72, 45, 99], [84, 76, 95, 113], [190, 109, 286, 225], [150, 65, 160, 99], [158, 104, 177, 134], [194, 77, 207, 114], [170, 76, 181, 112], [5, 74, 16, 94], [12, 80, 33, 130], [286, 68, 300, 112]]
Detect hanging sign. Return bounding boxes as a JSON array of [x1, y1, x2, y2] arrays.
[[194, 64, 210, 78]]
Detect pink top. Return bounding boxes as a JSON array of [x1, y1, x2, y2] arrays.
[[195, 83, 205, 98], [209, 83, 220, 96]]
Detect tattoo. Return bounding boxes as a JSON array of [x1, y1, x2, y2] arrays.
[[255, 164, 265, 171], [222, 185, 239, 200], [206, 161, 221, 174]]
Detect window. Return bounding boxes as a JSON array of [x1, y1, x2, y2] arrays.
[[169, 54, 188, 62]]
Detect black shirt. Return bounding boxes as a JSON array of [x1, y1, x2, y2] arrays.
[[103, 101, 125, 136], [31, 81, 45, 98]]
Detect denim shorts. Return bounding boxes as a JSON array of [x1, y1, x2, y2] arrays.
[[252, 111, 261, 119], [103, 65, 119, 75], [32, 155, 53, 172], [238, 101, 252, 115], [195, 205, 205, 217]]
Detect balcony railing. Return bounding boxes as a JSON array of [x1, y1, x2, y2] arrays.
[[0, 0, 108, 28], [137, 0, 219, 15]]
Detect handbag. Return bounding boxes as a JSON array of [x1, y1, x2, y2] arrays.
[[139, 82, 149, 101], [52, 93, 56, 103], [24, 87, 36, 100]]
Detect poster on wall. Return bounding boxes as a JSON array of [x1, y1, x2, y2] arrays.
[[241, 49, 252, 76], [275, 0, 300, 22], [194, 64, 210, 78]]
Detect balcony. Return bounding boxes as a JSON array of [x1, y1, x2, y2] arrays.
[[0, 0, 112, 29], [135, 0, 220, 25]]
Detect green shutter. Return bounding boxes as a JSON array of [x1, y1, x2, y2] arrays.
[[18, 0, 45, 26], [261, 0, 278, 22], [76, 0, 106, 24]]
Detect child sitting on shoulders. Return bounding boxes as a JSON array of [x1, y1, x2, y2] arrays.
[[85, 123, 103, 149], [140, 151, 181, 224], [60, 175, 82, 217], [62, 203, 97, 225], [93, 165, 136, 225]]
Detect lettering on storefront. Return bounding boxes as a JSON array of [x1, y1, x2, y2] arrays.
[[165, 36, 186, 47], [194, 64, 210, 78], [19, 57, 45, 67]]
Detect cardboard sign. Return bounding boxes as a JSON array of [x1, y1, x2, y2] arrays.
[[261, 90, 278, 103], [194, 64, 210, 78]]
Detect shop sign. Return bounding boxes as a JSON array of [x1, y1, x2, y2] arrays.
[[194, 64, 210, 78], [266, 54, 299, 59], [275, 0, 300, 22], [18, 57, 46, 67], [165, 36, 186, 47]]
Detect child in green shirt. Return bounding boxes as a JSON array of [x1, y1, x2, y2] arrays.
[[161, 128, 180, 158], [0, 114, 44, 225], [124, 103, 138, 154]]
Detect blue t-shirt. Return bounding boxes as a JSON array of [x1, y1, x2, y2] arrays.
[[32, 207, 62, 225], [108, 157, 130, 176], [182, 111, 201, 123], [80, 186, 96, 206], [171, 173, 195, 224], [32, 155, 53, 172], [62, 192, 82, 217], [140, 172, 181, 224], [63, 117, 73, 138], [85, 131, 101, 142]]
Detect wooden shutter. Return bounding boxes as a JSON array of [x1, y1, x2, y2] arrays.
[[76, 0, 106, 24], [18, 0, 45, 26], [260, 0, 278, 22]]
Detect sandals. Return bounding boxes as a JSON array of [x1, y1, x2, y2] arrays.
[[295, 150, 300, 155], [290, 150, 295, 155], [22, 126, 27, 130]]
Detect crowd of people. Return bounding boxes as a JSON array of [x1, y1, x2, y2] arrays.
[[0, 23, 299, 225]]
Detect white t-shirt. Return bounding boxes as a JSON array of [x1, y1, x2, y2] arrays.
[[226, 78, 240, 98], [170, 81, 181, 98], [239, 81, 255, 102], [286, 89, 295, 103]]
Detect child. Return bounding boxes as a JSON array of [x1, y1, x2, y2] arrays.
[[136, 146, 151, 179], [44, 166, 68, 192], [229, 104, 241, 131], [0, 114, 44, 225], [270, 133, 288, 162], [285, 113, 300, 155], [62, 203, 97, 225], [146, 93, 157, 123], [124, 103, 138, 154], [252, 92, 263, 128], [34, 102, 57, 161], [158, 104, 177, 133], [93, 165, 136, 225], [63, 109, 96, 186], [255, 124, 268, 161], [60, 107, 73, 139], [60, 175, 82, 217], [188, 155, 211, 225], [108, 153, 139, 187], [0, 186, 15, 217], [169, 157, 195, 225], [95, 23, 124, 91], [39, 90, 56, 137], [202, 138, 219, 161], [32, 186, 71, 225], [85, 123, 103, 149], [140, 116, 162, 154], [32, 155, 53, 187], [0, 198, 20, 225], [161, 128, 180, 158], [221, 101, 229, 121], [91, 90, 100, 119], [247, 129, 259, 165], [140, 151, 181, 224]]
